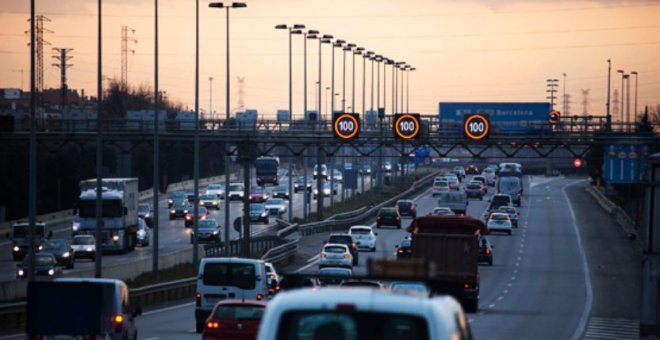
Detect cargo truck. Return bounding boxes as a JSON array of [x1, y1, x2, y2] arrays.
[[75, 178, 139, 253], [405, 215, 488, 313]]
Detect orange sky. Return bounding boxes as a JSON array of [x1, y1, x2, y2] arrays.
[[1, 0, 660, 120]]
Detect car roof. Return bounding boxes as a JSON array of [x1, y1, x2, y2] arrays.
[[213, 299, 268, 308], [349, 225, 372, 231], [324, 243, 349, 249]]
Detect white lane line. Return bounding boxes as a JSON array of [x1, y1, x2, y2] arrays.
[[507, 283, 513, 287], [307, 254, 320, 263], [565, 180, 593, 340], [504, 289, 509, 294], [515, 263, 520, 267], [142, 338, 160, 340], [0, 334, 23, 339], [519, 249, 524, 254], [497, 296, 503, 301], [142, 302, 195, 316], [517, 256, 521, 261], [511, 276, 516, 280], [295, 259, 319, 273], [513, 269, 518, 274], [489, 304, 496, 308], [468, 318, 474, 323]]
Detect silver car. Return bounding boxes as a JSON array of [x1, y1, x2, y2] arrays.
[[264, 198, 287, 216]]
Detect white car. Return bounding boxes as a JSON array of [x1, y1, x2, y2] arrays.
[[487, 212, 513, 235], [70, 235, 96, 261], [205, 183, 225, 199], [430, 207, 455, 216], [264, 198, 287, 216], [265, 262, 280, 288], [227, 183, 244, 201], [481, 168, 496, 186], [199, 194, 220, 210], [319, 243, 353, 269], [256, 288, 472, 340], [348, 225, 378, 252]]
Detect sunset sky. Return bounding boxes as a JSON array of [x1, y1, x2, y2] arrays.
[[1, 0, 659, 120]]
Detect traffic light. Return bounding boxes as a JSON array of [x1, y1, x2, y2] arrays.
[[573, 158, 583, 168], [549, 110, 561, 124]]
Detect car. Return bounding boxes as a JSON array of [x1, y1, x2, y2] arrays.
[[249, 188, 270, 203], [136, 217, 150, 246], [185, 206, 209, 228], [348, 225, 378, 252], [185, 188, 197, 203], [487, 212, 513, 235], [168, 191, 186, 208], [71, 235, 96, 261], [465, 164, 480, 174], [41, 239, 74, 269], [16, 253, 62, 278], [137, 203, 153, 227], [488, 193, 513, 212], [274, 275, 320, 294], [376, 207, 401, 229], [313, 182, 336, 199], [494, 206, 519, 228], [431, 179, 450, 197], [293, 176, 312, 193], [331, 169, 343, 182], [205, 183, 225, 199], [191, 218, 222, 244], [326, 233, 359, 266], [471, 176, 489, 194], [479, 237, 494, 266], [395, 199, 417, 218], [264, 198, 287, 216], [359, 164, 372, 176], [389, 281, 431, 297], [319, 243, 353, 269], [465, 182, 484, 200], [383, 161, 393, 171], [270, 185, 290, 199], [430, 207, 456, 216], [202, 299, 267, 340], [227, 183, 245, 201], [482, 168, 497, 186], [313, 164, 328, 180], [265, 262, 280, 289], [317, 267, 353, 285], [445, 174, 461, 188], [200, 194, 221, 210], [395, 236, 412, 259], [452, 166, 466, 178], [249, 204, 269, 223], [169, 200, 190, 220], [255, 288, 473, 340], [339, 280, 385, 289]]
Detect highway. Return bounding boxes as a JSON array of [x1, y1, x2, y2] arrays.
[[0, 168, 375, 282], [121, 174, 626, 340]]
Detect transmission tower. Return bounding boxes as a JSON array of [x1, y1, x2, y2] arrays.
[[612, 89, 620, 121], [121, 26, 137, 87], [27, 15, 52, 94], [581, 89, 591, 115], [237, 76, 245, 113], [52, 48, 74, 112], [546, 78, 559, 110]]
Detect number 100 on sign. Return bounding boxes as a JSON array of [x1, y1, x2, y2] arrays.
[[393, 114, 421, 140], [333, 113, 361, 140], [464, 114, 490, 140]]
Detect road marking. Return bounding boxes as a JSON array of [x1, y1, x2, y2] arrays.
[[142, 338, 160, 340], [488, 303, 495, 308], [295, 258, 319, 273], [468, 318, 474, 323], [565, 180, 594, 340], [582, 317, 639, 340], [503, 289, 508, 294], [142, 302, 195, 316], [307, 254, 320, 263], [497, 296, 503, 301], [515, 263, 519, 267], [511, 276, 516, 280], [513, 269, 518, 274], [507, 283, 512, 287]]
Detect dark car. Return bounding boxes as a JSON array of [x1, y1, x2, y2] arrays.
[[249, 189, 270, 203], [168, 191, 186, 209], [395, 199, 417, 218], [465, 164, 480, 174], [249, 204, 269, 223], [293, 176, 312, 193], [359, 164, 372, 176], [16, 253, 62, 278], [275, 275, 320, 294], [185, 188, 197, 203], [376, 207, 401, 229], [170, 200, 190, 220], [202, 300, 267, 340], [137, 203, 153, 227], [465, 182, 484, 200], [185, 206, 209, 228], [479, 237, 494, 266], [326, 233, 359, 266], [190, 218, 222, 244], [271, 185, 290, 199], [41, 239, 74, 269], [395, 236, 412, 259]]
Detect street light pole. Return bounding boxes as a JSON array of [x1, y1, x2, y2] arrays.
[[625, 73, 631, 132], [631, 71, 638, 129], [617, 69, 625, 128], [606, 59, 611, 130], [407, 67, 415, 113], [562, 73, 567, 116], [193, 0, 200, 265], [209, 76, 213, 121], [152, 0, 160, 278]]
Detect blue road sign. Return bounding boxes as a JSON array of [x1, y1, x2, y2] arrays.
[[438, 102, 551, 133], [603, 144, 650, 184]]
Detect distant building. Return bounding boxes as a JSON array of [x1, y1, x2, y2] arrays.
[[276, 109, 289, 122]]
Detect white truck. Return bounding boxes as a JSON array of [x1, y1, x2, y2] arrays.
[[75, 178, 139, 253]]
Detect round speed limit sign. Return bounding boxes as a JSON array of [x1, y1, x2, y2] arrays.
[[393, 113, 421, 140], [333, 113, 360, 140], [463, 114, 490, 140]]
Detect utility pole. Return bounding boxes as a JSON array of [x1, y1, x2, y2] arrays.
[[27, 15, 52, 104], [51, 48, 73, 112], [546, 79, 559, 110], [120, 26, 137, 87]]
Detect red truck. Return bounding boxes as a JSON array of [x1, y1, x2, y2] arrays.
[[406, 215, 488, 313]]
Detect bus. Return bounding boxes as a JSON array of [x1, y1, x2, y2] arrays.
[[255, 157, 280, 186]]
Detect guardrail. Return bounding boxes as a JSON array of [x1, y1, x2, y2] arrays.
[[586, 185, 639, 241]]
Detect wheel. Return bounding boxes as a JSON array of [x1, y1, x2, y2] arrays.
[[464, 299, 478, 313], [480, 196, 483, 201], [508, 230, 512, 236], [195, 320, 204, 333], [397, 224, 402, 229], [372, 247, 377, 252]]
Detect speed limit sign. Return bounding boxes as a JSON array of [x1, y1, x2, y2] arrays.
[[463, 114, 490, 140], [333, 113, 360, 140], [393, 113, 421, 140]]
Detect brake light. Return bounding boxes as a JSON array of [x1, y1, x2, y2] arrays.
[[398, 249, 404, 254], [410, 205, 415, 210], [113, 314, 124, 332], [195, 292, 201, 306], [256, 293, 264, 301], [396, 216, 400, 220], [320, 252, 326, 258], [351, 243, 356, 249], [207, 321, 220, 329], [486, 248, 491, 255], [343, 253, 350, 259]]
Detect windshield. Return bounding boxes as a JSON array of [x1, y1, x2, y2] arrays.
[[43, 240, 67, 251], [491, 214, 509, 220], [324, 245, 347, 253], [12, 225, 46, 238], [267, 199, 283, 205], [138, 204, 150, 213], [250, 204, 265, 212], [203, 262, 256, 289], [78, 199, 123, 218], [350, 228, 370, 235], [198, 219, 217, 229], [229, 184, 244, 192], [207, 184, 222, 190], [201, 194, 216, 200], [213, 304, 265, 321], [72, 236, 95, 245]]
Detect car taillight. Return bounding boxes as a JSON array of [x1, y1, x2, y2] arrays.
[[486, 248, 491, 255], [377, 216, 381, 220], [195, 292, 201, 306], [396, 216, 400, 220], [343, 253, 350, 259], [398, 249, 404, 254], [256, 293, 264, 300], [320, 252, 326, 258], [411, 205, 415, 210], [207, 321, 220, 329], [351, 243, 356, 249], [113, 314, 124, 333]]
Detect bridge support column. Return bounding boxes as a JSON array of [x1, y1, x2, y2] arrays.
[[641, 153, 660, 337], [241, 152, 251, 258]]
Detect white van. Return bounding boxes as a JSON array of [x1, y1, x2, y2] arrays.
[[195, 257, 270, 333]]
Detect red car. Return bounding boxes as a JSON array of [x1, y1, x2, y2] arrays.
[[184, 206, 209, 228], [202, 299, 267, 340], [249, 190, 270, 203]]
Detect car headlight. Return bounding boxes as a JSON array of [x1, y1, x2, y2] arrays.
[[170, 210, 175, 214], [112, 235, 120, 241], [38, 245, 43, 251], [12, 246, 19, 252], [48, 269, 55, 276], [18, 269, 24, 277], [261, 212, 268, 217], [212, 230, 219, 235], [168, 199, 173, 204], [72, 223, 80, 231], [184, 210, 189, 214], [137, 230, 146, 237], [85, 247, 94, 252], [62, 252, 70, 258], [145, 213, 151, 218]]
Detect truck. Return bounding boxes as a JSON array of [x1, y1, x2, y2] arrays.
[[497, 171, 523, 207], [405, 215, 489, 312], [436, 191, 468, 215], [75, 178, 139, 253], [255, 157, 280, 186], [438, 102, 551, 134], [9, 221, 50, 261]]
